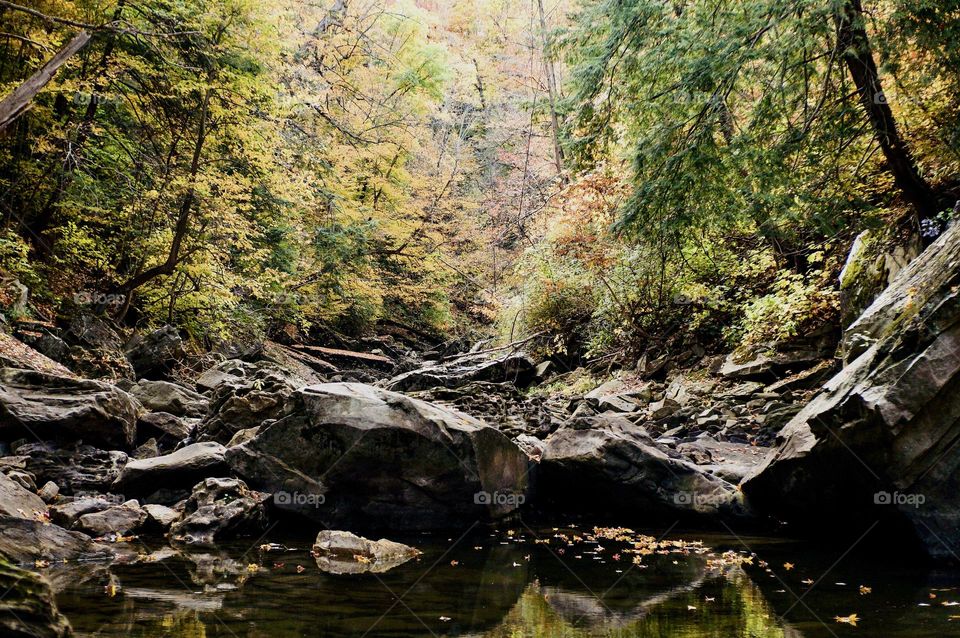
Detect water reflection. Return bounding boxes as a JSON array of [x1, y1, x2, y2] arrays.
[[46, 527, 960, 637]]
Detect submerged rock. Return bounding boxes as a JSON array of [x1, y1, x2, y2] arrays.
[[312, 530, 420, 574], [743, 222, 960, 559], [226, 383, 530, 530], [0, 370, 139, 450]]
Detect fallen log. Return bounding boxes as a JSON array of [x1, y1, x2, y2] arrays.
[[293, 345, 394, 367]]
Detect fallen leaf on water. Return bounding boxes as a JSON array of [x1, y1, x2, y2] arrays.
[[34, 560, 49, 569], [802, 579, 814, 585], [439, 616, 452, 622], [687, 605, 697, 611], [941, 601, 960, 607], [705, 597, 715, 602], [834, 614, 859, 626], [860, 585, 872, 595], [273, 563, 285, 569], [930, 593, 938, 599], [296, 565, 305, 573], [450, 560, 459, 567], [783, 562, 795, 571], [104, 584, 119, 597], [247, 564, 259, 573]]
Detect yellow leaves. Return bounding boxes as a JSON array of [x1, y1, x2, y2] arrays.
[[834, 613, 859, 626], [783, 562, 794, 571], [860, 585, 872, 595], [354, 554, 372, 564]]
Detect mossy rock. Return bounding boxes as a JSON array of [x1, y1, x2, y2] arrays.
[[0, 557, 72, 637]]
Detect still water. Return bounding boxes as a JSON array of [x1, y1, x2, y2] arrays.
[[49, 525, 960, 637]]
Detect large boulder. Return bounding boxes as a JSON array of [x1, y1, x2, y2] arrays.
[[129, 380, 208, 418], [0, 558, 73, 638], [386, 352, 536, 392], [112, 442, 228, 504], [124, 326, 186, 380], [169, 478, 270, 546], [743, 222, 960, 559], [0, 370, 138, 449], [539, 416, 746, 519], [226, 383, 530, 530]]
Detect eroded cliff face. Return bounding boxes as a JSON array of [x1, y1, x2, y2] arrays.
[[744, 222, 960, 559]]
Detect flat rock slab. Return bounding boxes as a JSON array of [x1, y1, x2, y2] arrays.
[[0, 516, 113, 565], [0, 369, 138, 449], [113, 442, 227, 503]]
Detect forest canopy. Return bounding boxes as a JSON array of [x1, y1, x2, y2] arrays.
[[0, 0, 957, 362]]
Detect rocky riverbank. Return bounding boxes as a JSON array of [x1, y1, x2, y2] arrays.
[[3, 222, 960, 635]]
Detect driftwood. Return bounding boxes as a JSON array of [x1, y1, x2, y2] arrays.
[[441, 331, 546, 362], [0, 31, 91, 131], [293, 345, 394, 366]]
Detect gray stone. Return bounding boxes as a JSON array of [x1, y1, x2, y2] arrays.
[[386, 352, 536, 392], [37, 481, 59, 504], [743, 222, 960, 560], [226, 383, 530, 530], [142, 504, 180, 531], [124, 326, 186, 380], [539, 419, 746, 519], [76, 501, 146, 537], [0, 557, 72, 637], [0, 516, 113, 564], [169, 478, 269, 546], [0, 369, 139, 449], [0, 471, 46, 520], [19, 444, 127, 496], [113, 442, 228, 504], [50, 497, 113, 529], [313, 530, 420, 574], [130, 380, 208, 418]]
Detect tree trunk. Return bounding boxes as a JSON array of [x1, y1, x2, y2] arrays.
[[0, 31, 90, 131], [835, 0, 941, 220], [114, 89, 212, 295], [536, 0, 565, 178]]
